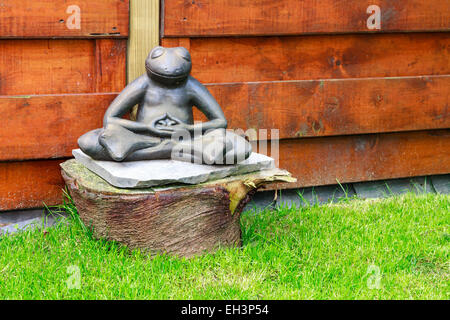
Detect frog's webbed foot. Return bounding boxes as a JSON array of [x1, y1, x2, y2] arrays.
[[176, 129, 252, 165], [99, 124, 161, 161]]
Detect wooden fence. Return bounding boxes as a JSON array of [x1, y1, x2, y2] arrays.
[[161, 0, 450, 190], [0, 0, 449, 210], [0, 1, 129, 210]]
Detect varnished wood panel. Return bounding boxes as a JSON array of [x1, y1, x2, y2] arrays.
[[94, 40, 127, 92], [163, 33, 450, 83], [2, 130, 448, 210], [0, 0, 129, 38], [0, 93, 117, 161], [201, 76, 450, 140], [0, 39, 127, 95], [0, 159, 66, 211], [261, 130, 450, 190], [163, 0, 450, 37], [1, 76, 448, 161]]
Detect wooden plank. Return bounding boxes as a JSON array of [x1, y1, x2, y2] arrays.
[[2, 129, 448, 210], [1, 76, 448, 161], [127, 0, 160, 120], [0, 159, 66, 211], [200, 75, 450, 140], [161, 38, 191, 51], [95, 39, 127, 92], [260, 130, 450, 190], [127, 0, 160, 83], [0, 39, 127, 95], [0, 93, 117, 161], [163, 33, 450, 83], [0, 0, 129, 38], [163, 0, 450, 37]]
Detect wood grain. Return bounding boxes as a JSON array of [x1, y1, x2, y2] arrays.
[[163, 0, 450, 37], [64, 166, 242, 257], [127, 0, 160, 120], [0, 93, 117, 161], [61, 160, 291, 256], [0, 0, 129, 38], [261, 130, 450, 190], [202, 76, 450, 140], [0, 39, 127, 95], [127, 0, 160, 83], [0, 159, 66, 211], [94, 40, 127, 92], [2, 130, 448, 210], [163, 33, 450, 83], [1, 76, 448, 161]]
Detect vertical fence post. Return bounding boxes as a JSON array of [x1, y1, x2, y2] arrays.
[[127, 0, 159, 83]]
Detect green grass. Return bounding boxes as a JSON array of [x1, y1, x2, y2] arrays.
[[0, 192, 448, 299]]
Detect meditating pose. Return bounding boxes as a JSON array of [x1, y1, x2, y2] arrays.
[[78, 46, 251, 164]]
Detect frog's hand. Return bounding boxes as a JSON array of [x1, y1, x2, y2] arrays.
[[151, 113, 182, 128], [99, 124, 160, 161], [165, 113, 181, 124]]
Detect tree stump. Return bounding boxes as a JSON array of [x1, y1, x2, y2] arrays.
[[60, 160, 295, 257]]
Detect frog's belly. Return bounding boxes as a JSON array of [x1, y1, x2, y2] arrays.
[[136, 104, 194, 125]]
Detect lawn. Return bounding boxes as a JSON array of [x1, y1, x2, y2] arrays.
[[0, 192, 448, 299]]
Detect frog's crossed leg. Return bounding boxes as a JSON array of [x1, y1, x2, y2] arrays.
[[78, 124, 164, 162], [79, 124, 251, 164], [169, 129, 252, 165]]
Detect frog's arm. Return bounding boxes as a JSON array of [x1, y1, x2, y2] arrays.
[[187, 76, 228, 133], [102, 75, 152, 133]]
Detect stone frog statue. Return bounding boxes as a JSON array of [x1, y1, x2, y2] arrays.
[[78, 46, 252, 165]]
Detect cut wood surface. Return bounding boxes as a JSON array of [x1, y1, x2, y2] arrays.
[[0, 93, 117, 161], [94, 40, 128, 92], [163, 0, 450, 37], [0, 0, 129, 38], [162, 33, 450, 83], [261, 130, 450, 190], [127, 0, 160, 119], [0, 39, 126, 95], [127, 0, 160, 83], [61, 159, 294, 256], [0, 159, 66, 211], [2, 130, 448, 211]]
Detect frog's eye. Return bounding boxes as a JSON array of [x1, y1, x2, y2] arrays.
[[151, 47, 165, 59], [175, 47, 191, 62]]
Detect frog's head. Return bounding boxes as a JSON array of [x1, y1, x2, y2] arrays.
[[145, 46, 192, 85]]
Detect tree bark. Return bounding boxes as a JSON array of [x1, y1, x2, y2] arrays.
[[61, 159, 294, 257]]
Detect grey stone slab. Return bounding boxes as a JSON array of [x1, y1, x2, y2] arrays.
[[353, 180, 390, 199], [0, 208, 45, 226], [0, 211, 67, 236], [385, 176, 435, 195], [431, 174, 450, 194], [408, 176, 436, 194], [72, 149, 275, 188], [276, 184, 355, 208], [276, 188, 306, 208], [1, 217, 44, 235], [243, 190, 277, 212]]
